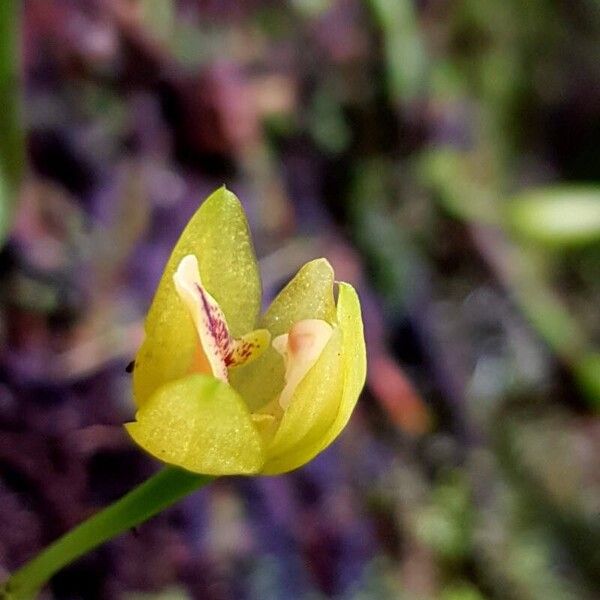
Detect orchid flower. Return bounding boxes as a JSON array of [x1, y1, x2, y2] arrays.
[[1, 186, 369, 599], [126, 187, 366, 475]]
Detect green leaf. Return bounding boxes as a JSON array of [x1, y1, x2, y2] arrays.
[[574, 354, 600, 410], [368, 0, 427, 104], [0, 166, 9, 245], [0, 1, 24, 247], [507, 187, 600, 246], [420, 148, 501, 224]]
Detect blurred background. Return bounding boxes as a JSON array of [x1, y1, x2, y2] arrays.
[[1, 1, 599, 598]]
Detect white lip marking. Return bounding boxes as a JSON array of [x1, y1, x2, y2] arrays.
[[174, 254, 270, 381], [273, 319, 333, 410]]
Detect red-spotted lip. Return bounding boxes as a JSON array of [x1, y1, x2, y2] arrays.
[[174, 254, 270, 382]]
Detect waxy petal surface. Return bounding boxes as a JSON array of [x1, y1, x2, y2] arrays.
[[261, 258, 337, 335], [317, 282, 366, 452], [126, 374, 264, 475], [133, 187, 261, 405], [262, 327, 344, 474], [273, 319, 333, 409], [229, 259, 336, 411], [228, 346, 285, 412], [261, 283, 365, 474]]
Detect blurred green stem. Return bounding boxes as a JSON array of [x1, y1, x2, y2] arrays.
[[0, 0, 25, 244], [423, 148, 599, 408], [1, 468, 213, 599]]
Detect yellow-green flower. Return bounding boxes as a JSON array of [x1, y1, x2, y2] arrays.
[[126, 187, 366, 475]]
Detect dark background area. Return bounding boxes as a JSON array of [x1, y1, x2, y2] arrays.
[[0, 1, 599, 598]]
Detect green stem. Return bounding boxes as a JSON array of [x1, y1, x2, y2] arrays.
[[2, 467, 213, 599], [0, 0, 25, 246]]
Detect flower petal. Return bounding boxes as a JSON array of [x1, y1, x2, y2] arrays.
[[261, 326, 344, 474], [229, 329, 271, 368], [273, 319, 333, 410], [173, 254, 230, 381], [317, 282, 367, 452], [153, 186, 261, 337], [133, 187, 261, 405], [261, 282, 365, 475], [261, 258, 337, 335], [228, 346, 285, 412], [126, 374, 265, 475], [229, 259, 336, 411], [173, 254, 270, 382], [133, 315, 197, 408]]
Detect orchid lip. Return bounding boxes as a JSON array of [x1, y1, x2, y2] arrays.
[[272, 319, 334, 410], [174, 254, 270, 382]]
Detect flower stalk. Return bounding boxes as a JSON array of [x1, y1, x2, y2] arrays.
[[1, 468, 212, 599]]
